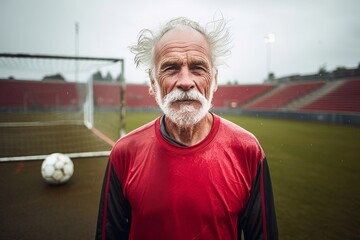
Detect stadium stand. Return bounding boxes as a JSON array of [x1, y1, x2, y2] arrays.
[[0, 79, 79, 111], [245, 81, 325, 110], [126, 84, 158, 108], [93, 82, 120, 108], [300, 78, 360, 113], [212, 84, 275, 108], [1, 74, 359, 118]]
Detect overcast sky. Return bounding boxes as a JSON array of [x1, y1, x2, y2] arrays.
[[0, 0, 359, 85]]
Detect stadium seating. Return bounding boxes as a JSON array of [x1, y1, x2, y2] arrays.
[[212, 84, 275, 108], [0, 79, 78, 110], [246, 81, 325, 110], [126, 84, 158, 108], [300, 78, 360, 113], [93, 83, 120, 108], [1, 78, 359, 114]]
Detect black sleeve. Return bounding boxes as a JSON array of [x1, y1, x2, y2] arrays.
[[238, 158, 278, 240], [95, 160, 131, 240]]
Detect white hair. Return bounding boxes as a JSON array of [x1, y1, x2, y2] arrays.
[[129, 16, 232, 77]]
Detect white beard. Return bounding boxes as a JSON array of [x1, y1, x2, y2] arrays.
[[153, 81, 215, 127]]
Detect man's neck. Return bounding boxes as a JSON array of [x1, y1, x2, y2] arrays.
[[164, 112, 214, 146]]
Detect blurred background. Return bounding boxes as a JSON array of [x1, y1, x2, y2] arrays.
[[0, 0, 359, 239]]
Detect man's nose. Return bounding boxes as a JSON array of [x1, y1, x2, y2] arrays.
[[176, 68, 195, 91]]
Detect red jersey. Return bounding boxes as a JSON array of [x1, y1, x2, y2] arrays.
[[96, 114, 278, 240]]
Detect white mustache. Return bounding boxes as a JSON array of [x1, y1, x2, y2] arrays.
[[162, 88, 206, 105]]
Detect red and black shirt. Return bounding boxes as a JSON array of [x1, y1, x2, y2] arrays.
[[96, 113, 278, 239]]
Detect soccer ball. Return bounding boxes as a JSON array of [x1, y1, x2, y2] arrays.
[[41, 153, 74, 184]]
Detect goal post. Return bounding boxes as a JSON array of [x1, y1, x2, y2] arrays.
[[84, 74, 94, 129], [0, 53, 126, 160]]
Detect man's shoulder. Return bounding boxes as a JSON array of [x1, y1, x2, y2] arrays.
[[218, 116, 257, 140], [217, 115, 263, 150], [109, 118, 159, 176], [217, 115, 265, 166], [113, 117, 158, 149]]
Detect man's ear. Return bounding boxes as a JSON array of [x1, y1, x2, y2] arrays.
[[149, 71, 156, 96], [213, 69, 219, 92]]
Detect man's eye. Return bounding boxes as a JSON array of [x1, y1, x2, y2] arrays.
[[192, 66, 207, 72], [162, 65, 178, 72], [165, 66, 175, 71]]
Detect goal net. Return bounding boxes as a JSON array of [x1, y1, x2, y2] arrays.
[[0, 53, 126, 161]]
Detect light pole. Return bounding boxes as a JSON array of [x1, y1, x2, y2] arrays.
[[264, 33, 275, 80], [75, 22, 79, 82]]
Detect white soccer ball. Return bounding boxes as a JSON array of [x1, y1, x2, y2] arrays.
[[41, 153, 74, 184]]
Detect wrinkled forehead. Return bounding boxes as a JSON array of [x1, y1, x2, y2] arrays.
[[154, 28, 212, 65]]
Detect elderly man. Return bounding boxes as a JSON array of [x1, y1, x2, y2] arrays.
[[96, 17, 278, 240]]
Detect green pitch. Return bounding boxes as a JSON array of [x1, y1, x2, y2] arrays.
[[118, 112, 360, 239]]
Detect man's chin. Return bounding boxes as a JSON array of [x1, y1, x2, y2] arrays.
[[171, 105, 198, 115], [165, 108, 208, 127], [171, 100, 201, 109]]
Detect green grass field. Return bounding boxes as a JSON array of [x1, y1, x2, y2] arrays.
[[117, 112, 360, 239]]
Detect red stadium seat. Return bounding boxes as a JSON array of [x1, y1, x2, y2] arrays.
[[212, 84, 275, 109], [246, 81, 325, 110], [300, 78, 360, 113]]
